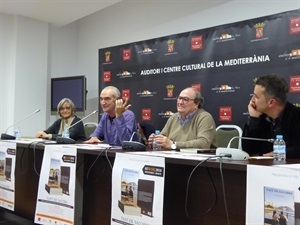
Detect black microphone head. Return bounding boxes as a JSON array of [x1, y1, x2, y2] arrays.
[[122, 141, 146, 151], [56, 137, 76, 144], [1, 133, 16, 140]]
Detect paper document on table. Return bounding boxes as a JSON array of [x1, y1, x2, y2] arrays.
[[75, 143, 113, 150], [128, 150, 216, 160], [180, 148, 216, 154], [273, 163, 300, 170], [248, 156, 273, 160]]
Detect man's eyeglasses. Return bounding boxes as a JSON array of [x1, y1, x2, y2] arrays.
[[177, 96, 195, 104]]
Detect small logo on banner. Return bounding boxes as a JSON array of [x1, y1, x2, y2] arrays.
[[103, 71, 111, 82], [191, 84, 201, 92], [122, 89, 130, 99], [278, 49, 300, 60], [212, 33, 239, 43], [254, 22, 265, 39], [158, 110, 174, 118], [250, 22, 269, 42], [290, 76, 300, 93], [290, 17, 300, 34], [212, 84, 240, 93], [163, 84, 176, 100], [191, 35, 203, 50], [105, 51, 111, 63], [167, 39, 175, 53], [123, 48, 131, 61], [165, 39, 177, 56], [166, 84, 175, 98], [116, 70, 135, 78], [137, 46, 158, 55], [219, 106, 232, 122], [292, 49, 300, 56], [142, 108, 151, 121], [137, 90, 157, 97]]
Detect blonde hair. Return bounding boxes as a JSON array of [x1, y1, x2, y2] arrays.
[[57, 98, 76, 117]]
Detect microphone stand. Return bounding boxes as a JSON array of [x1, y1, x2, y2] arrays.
[[56, 110, 98, 144], [122, 132, 147, 151], [216, 136, 275, 160], [227, 136, 274, 148], [1, 109, 41, 140]]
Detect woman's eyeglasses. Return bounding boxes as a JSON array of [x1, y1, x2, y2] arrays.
[[60, 106, 71, 111]]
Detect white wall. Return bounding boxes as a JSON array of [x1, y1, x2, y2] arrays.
[[0, 14, 49, 136], [0, 13, 15, 133], [1, 0, 299, 135]]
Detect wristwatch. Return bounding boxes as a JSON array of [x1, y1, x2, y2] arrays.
[[171, 141, 177, 150]]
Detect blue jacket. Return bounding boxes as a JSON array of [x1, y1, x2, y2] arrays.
[[91, 110, 137, 146]]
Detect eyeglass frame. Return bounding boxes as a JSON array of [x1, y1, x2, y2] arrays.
[[177, 96, 196, 104]]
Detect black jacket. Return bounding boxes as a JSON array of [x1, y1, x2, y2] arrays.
[[242, 102, 300, 158], [44, 116, 86, 141]]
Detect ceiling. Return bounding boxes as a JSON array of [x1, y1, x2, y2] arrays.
[[0, 0, 236, 27], [0, 0, 123, 27]]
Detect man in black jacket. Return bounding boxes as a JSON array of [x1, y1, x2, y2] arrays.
[[242, 74, 300, 158]]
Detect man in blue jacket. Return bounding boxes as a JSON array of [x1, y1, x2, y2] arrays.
[[85, 86, 137, 146]]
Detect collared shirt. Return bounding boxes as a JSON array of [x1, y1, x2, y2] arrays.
[[91, 110, 137, 146], [242, 102, 300, 158], [247, 105, 285, 138], [178, 110, 197, 126]]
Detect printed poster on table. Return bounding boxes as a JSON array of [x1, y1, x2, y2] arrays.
[[111, 153, 165, 225], [246, 164, 300, 225], [34, 145, 77, 225], [0, 141, 16, 211]]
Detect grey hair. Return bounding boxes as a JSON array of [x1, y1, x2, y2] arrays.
[[184, 87, 204, 108], [102, 86, 121, 98], [57, 98, 76, 117], [194, 91, 204, 108]]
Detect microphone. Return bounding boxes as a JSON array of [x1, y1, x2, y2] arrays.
[[216, 136, 274, 160], [122, 132, 146, 151], [227, 136, 274, 148], [56, 110, 98, 144], [1, 109, 41, 140]]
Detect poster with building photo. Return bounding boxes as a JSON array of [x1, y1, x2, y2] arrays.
[[247, 164, 300, 225], [264, 186, 295, 225], [119, 168, 141, 216], [111, 153, 165, 225], [34, 145, 77, 225], [0, 141, 16, 211]]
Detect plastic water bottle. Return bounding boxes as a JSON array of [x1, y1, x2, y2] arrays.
[[273, 135, 286, 161], [14, 127, 21, 140], [62, 127, 70, 138], [152, 130, 160, 150]]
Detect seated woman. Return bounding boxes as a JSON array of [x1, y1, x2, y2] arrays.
[[35, 98, 86, 141]]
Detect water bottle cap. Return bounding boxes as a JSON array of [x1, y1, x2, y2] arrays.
[[276, 135, 283, 139], [155, 130, 160, 135]]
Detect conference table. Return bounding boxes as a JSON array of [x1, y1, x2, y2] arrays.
[[1, 141, 300, 225]]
